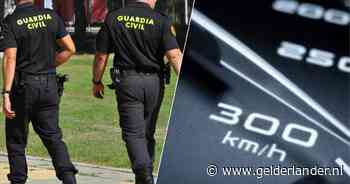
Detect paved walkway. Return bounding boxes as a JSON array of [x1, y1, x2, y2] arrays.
[[0, 154, 139, 184]]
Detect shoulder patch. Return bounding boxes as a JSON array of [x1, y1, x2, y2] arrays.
[[171, 25, 176, 37]]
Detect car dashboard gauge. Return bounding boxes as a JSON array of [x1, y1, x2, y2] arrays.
[[157, 1, 350, 184]]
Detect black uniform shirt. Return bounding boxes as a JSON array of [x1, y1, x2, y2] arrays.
[[96, 2, 179, 72], [0, 3, 68, 74]]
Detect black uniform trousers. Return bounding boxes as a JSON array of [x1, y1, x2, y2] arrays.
[[115, 70, 164, 174], [6, 74, 77, 184]]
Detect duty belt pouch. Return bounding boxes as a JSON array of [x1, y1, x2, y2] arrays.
[[108, 68, 121, 90], [56, 74, 69, 98]]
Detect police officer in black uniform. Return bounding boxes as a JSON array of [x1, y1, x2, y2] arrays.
[[92, 0, 182, 183], [0, 0, 78, 183]]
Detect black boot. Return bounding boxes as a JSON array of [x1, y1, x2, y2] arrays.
[[135, 168, 154, 184], [62, 172, 77, 184]]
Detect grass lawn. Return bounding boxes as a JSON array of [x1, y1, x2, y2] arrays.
[[0, 55, 177, 172]]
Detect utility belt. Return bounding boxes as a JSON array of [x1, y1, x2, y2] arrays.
[[14, 71, 69, 98], [15, 72, 56, 81], [108, 65, 171, 90], [114, 68, 159, 76]]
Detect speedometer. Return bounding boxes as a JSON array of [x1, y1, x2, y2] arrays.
[[157, 1, 350, 184]]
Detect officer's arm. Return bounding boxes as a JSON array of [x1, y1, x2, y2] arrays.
[[2, 48, 17, 93], [93, 18, 112, 83], [93, 52, 109, 82], [161, 18, 182, 75], [165, 48, 182, 75], [55, 35, 76, 67]]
